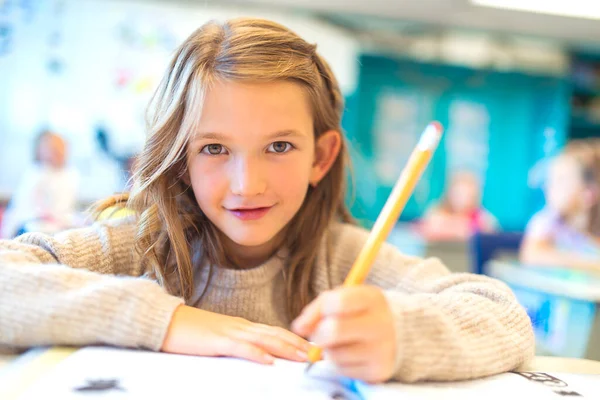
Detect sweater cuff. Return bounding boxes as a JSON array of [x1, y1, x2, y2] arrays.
[[382, 290, 436, 383], [383, 290, 408, 380]]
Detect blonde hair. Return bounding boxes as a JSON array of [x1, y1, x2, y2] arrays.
[[561, 139, 600, 235], [96, 18, 353, 319]]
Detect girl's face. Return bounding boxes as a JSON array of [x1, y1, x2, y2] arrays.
[[187, 80, 339, 263], [546, 155, 591, 217]]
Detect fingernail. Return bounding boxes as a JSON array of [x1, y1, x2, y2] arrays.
[[296, 350, 308, 361]]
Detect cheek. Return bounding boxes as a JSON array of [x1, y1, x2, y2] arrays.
[[188, 161, 227, 208], [270, 156, 312, 200]]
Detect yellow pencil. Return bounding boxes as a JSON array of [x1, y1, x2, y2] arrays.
[[306, 121, 444, 368]]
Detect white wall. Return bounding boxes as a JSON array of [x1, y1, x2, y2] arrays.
[[0, 0, 359, 202]]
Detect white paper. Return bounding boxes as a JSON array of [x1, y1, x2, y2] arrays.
[[18, 347, 362, 400], [359, 370, 600, 399], [17, 347, 600, 399]]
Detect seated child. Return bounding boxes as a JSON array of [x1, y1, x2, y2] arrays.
[[520, 140, 600, 271], [0, 130, 79, 238], [418, 171, 498, 241], [0, 18, 533, 384]]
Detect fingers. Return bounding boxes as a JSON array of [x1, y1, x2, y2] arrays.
[[325, 342, 395, 383], [292, 286, 381, 337], [233, 325, 309, 362], [218, 338, 275, 365], [253, 324, 311, 354], [248, 329, 308, 362], [325, 341, 371, 367], [291, 295, 322, 337], [311, 313, 372, 348]]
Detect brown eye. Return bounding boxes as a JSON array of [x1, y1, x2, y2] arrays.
[[201, 144, 225, 155], [268, 141, 292, 153]]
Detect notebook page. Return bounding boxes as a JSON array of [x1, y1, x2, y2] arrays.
[[356, 370, 600, 399], [18, 346, 363, 400]]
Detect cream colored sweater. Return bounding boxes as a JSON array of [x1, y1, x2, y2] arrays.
[[0, 217, 534, 382]]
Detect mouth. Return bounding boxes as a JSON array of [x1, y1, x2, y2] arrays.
[[226, 206, 273, 221]]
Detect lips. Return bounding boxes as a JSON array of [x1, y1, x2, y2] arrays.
[[227, 206, 273, 221]]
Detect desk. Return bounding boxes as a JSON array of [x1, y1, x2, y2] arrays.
[[487, 261, 600, 361], [387, 226, 470, 273]]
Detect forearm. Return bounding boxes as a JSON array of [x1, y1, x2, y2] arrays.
[[384, 276, 534, 382], [0, 262, 182, 350]]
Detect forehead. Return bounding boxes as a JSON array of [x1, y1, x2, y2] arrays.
[[195, 80, 313, 137], [40, 134, 65, 148]]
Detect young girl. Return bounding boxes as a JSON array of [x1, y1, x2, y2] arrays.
[[0, 130, 79, 239], [0, 18, 533, 383], [418, 171, 498, 241], [520, 140, 600, 271]]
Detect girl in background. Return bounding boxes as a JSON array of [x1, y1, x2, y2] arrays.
[[0, 130, 79, 238], [520, 140, 600, 271], [419, 170, 498, 241]]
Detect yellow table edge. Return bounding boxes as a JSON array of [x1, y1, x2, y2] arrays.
[[0, 347, 77, 400]]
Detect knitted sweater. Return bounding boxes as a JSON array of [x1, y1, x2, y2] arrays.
[[0, 217, 534, 382]]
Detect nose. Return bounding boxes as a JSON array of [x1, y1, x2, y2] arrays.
[[229, 155, 266, 196]]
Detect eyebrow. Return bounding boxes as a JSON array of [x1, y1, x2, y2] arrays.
[[192, 129, 306, 142]]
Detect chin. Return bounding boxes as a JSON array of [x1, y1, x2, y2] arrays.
[[225, 229, 279, 248]]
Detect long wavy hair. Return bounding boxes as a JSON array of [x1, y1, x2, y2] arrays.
[[96, 18, 353, 320]]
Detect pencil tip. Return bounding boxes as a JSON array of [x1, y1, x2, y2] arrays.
[[304, 362, 314, 374]]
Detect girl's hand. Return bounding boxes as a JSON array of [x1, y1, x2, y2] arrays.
[[291, 286, 397, 383], [161, 305, 310, 364]]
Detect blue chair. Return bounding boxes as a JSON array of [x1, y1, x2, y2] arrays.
[[469, 231, 524, 275]]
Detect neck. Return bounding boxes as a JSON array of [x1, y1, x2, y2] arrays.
[[221, 231, 285, 269]]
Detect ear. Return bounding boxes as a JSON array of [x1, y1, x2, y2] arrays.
[[310, 130, 341, 187]]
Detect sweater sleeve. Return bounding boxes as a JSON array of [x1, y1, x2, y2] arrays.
[[0, 217, 183, 351], [324, 223, 535, 383]]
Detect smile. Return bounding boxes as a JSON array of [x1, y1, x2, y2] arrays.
[[227, 206, 273, 221]]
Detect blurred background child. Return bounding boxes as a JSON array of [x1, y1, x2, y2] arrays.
[[520, 140, 600, 271], [418, 170, 498, 241], [0, 130, 80, 238]]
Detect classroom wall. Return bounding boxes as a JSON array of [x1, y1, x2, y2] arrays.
[[0, 0, 359, 202], [344, 54, 570, 231]]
